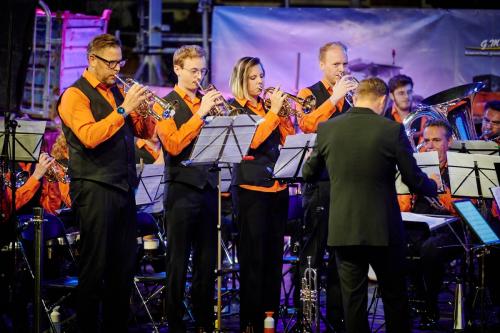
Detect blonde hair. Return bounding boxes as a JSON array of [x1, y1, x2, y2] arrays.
[[173, 45, 206, 67], [319, 41, 347, 61], [51, 132, 69, 160], [87, 34, 121, 55], [229, 57, 265, 100], [354, 77, 388, 100]]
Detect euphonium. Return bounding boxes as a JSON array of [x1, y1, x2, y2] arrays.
[[300, 256, 319, 333], [262, 87, 316, 118], [114, 75, 177, 120], [197, 83, 242, 116]]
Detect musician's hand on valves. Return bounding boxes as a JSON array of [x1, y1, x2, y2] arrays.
[[269, 86, 287, 115], [33, 153, 55, 180], [120, 83, 149, 116], [197, 88, 222, 118], [330, 75, 358, 105]]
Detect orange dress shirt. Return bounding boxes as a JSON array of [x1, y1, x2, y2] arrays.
[[297, 79, 345, 133], [136, 139, 161, 161], [58, 69, 156, 150], [235, 97, 295, 193], [156, 85, 204, 156]]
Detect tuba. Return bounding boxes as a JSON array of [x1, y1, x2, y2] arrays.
[[115, 75, 177, 120], [262, 87, 316, 118], [403, 82, 484, 152]]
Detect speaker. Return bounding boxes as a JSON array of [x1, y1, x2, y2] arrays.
[[0, 0, 37, 115], [473, 74, 500, 92]]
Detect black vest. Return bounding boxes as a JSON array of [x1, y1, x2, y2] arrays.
[[58, 77, 136, 192], [230, 99, 281, 187], [135, 143, 156, 164], [162, 90, 217, 189], [308, 81, 350, 119]]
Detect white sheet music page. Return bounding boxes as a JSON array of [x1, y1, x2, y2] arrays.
[[401, 212, 454, 231], [396, 151, 442, 195]]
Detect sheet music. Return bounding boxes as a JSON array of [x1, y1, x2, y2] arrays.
[[401, 212, 457, 231], [447, 152, 500, 198], [396, 151, 442, 194], [450, 140, 499, 156], [135, 164, 164, 206], [273, 133, 317, 180], [0, 118, 46, 162], [491, 186, 500, 209], [187, 115, 260, 164]]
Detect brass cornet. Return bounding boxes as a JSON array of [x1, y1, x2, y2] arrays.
[[338, 73, 359, 107], [45, 158, 70, 184], [114, 75, 177, 120], [197, 83, 242, 116], [263, 87, 316, 118]]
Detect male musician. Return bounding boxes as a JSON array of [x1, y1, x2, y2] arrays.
[[480, 100, 500, 143], [156, 45, 221, 333], [296, 41, 357, 331], [303, 77, 437, 333], [58, 34, 156, 332], [385, 74, 424, 144]]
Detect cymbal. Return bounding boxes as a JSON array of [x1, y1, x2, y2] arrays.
[[348, 58, 402, 77], [421, 82, 485, 106]]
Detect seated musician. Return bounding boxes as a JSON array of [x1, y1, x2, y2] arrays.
[[480, 100, 500, 144], [398, 119, 463, 328]]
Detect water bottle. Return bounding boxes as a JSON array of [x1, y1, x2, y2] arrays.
[[264, 311, 274, 333], [50, 306, 62, 333]]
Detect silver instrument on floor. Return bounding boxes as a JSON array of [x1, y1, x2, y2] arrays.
[[300, 256, 319, 333]]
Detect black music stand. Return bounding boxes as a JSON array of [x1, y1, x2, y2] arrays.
[[185, 114, 259, 332], [450, 140, 499, 156], [135, 163, 165, 214], [273, 133, 316, 182], [447, 152, 500, 199], [0, 118, 46, 162], [396, 151, 444, 195]]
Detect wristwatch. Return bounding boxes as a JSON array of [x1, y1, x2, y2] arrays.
[[117, 106, 126, 116]]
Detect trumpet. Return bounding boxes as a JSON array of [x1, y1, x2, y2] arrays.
[[263, 87, 316, 118], [300, 256, 319, 333], [114, 75, 177, 120], [197, 83, 242, 116]]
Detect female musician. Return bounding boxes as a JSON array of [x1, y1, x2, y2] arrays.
[[229, 57, 294, 333]]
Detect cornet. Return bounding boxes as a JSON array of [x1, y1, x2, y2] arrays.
[[114, 75, 177, 120], [338, 72, 359, 107], [45, 158, 70, 184], [263, 87, 316, 118], [197, 83, 242, 116]]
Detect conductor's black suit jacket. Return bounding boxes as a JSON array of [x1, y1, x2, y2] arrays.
[[302, 107, 437, 247]]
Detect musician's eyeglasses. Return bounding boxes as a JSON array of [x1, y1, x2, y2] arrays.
[[92, 54, 127, 69], [182, 67, 209, 77]]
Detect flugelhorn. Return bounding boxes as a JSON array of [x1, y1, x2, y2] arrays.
[[263, 87, 316, 118], [197, 82, 242, 116], [114, 75, 177, 120]]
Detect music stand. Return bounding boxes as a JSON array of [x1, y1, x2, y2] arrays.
[[0, 118, 46, 162], [185, 114, 258, 332], [135, 164, 165, 213], [219, 163, 233, 193], [396, 151, 444, 194], [273, 133, 316, 181], [447, 152, 500, 199], [449, 140, 499, 156], [491, 186, 500, 209]]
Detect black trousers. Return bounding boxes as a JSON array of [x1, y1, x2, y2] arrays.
[[70, 180, 137, 333], [165, 182, 217, 333], [236, 187, 288, 333], [298, 181, 343, 329], [335, 245, 411, 333]]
